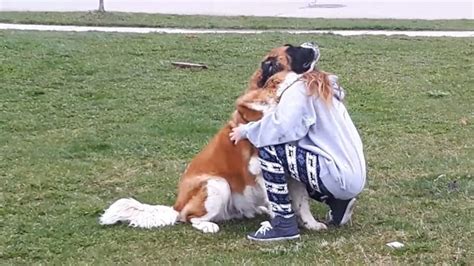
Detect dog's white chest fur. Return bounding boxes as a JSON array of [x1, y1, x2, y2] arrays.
[[228, 156, 268, 219], [229, 178, 268, 219], [198, 156, 269, 222]]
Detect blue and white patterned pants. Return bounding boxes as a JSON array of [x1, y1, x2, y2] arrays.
[[258, 144, 333, 217]]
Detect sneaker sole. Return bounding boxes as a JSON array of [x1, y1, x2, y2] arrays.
[[339, 198, 357, 225], [247, 234, 301, 242]]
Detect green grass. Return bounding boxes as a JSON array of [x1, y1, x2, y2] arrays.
[[1, 11, 474, 31], [1, 30, 473, 264]]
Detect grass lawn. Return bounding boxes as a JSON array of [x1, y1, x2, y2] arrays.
[[1, 11, 474, 31], [0, 30, 473, 264]]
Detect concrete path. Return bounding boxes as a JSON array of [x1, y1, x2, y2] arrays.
[[1, 0, 473, 20], [1, 23, 473, 37]]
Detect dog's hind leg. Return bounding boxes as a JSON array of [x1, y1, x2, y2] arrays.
[[288, 178, 327, 231], [181, 177, 231, 234]]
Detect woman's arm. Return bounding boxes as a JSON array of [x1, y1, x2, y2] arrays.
[[238, 81, 316, 148]]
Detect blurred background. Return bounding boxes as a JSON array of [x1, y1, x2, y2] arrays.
[[1, 0, 472, 19]]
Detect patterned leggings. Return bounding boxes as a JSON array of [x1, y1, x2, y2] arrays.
[[258, 144, 333, 217]]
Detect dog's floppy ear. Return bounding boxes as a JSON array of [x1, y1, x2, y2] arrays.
[[236, 103, 264, 123], [235, 89, 277, 123], [235, 91, 266, 122], [247, 68, 263, 92]]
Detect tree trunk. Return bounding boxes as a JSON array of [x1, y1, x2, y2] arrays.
[[98, 0, 105, 12]]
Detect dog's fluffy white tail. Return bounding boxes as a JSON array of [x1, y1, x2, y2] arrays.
[[99, 198, 179, 229]]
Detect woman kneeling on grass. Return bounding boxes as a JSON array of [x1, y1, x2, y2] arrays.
[[230, 71, 366, 242]]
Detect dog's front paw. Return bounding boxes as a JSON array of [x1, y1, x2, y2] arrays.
[[257, 206, 274, 218], [191, 221, 220, 233], [302, 220, 327, 231]]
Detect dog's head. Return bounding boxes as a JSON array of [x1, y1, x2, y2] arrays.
[[248, 42, 320, 91], [233, 71, 292, 125]]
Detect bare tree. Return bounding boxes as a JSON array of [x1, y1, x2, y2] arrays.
[[98, 0, 105, 12]]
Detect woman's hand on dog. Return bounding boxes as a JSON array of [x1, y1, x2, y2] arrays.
[[229, 125, 244, 144]]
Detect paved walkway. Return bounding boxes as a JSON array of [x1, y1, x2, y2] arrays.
[[0, 23, 473, 37], [1, 0, 473, 20]]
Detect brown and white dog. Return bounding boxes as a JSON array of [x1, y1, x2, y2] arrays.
[[99, 43, 327, 233]]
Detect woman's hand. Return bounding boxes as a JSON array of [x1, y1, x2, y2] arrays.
[[229, 125, 244, 144]]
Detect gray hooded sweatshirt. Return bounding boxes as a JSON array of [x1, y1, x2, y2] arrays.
[[240, 72, 366, 199]]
